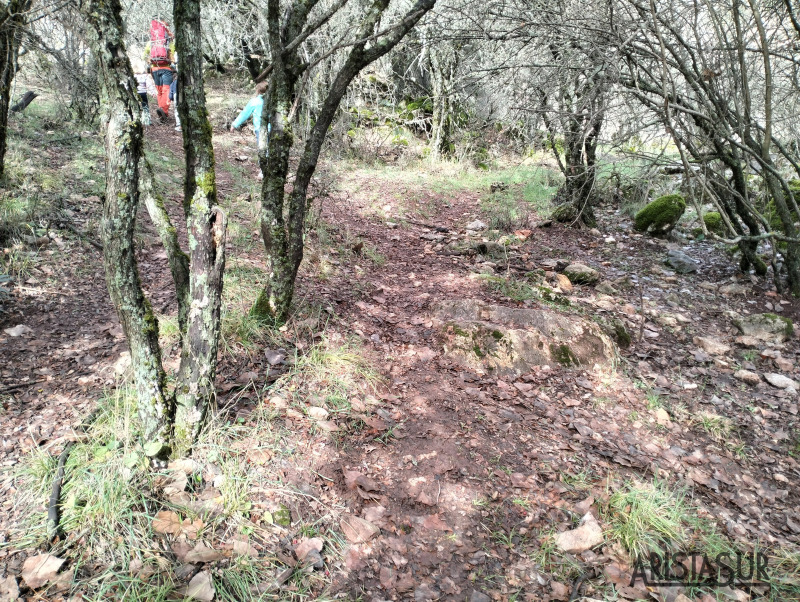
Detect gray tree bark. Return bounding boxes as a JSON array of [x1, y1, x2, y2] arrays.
[[82, 0, 174, 456], [252, 0, 437, 322], [0, 0, 32, 180], [173, 0, 228, 453]]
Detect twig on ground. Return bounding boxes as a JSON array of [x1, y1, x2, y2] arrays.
[[62, 222, 103, 250], [0, 379, 46, 394], [46, 441, 75, 542], [568, 572, 589, 601], [405, 218, 449, 232], [638, 279, 645, 343]]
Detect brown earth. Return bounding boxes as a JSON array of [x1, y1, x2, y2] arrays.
[[1, 112, 799, 601]]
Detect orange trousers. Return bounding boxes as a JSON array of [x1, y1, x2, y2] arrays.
[[151, 67, 173, 115]]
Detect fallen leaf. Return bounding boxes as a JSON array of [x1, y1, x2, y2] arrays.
[[153, 510, 183, 535], [363, 505, 386, 523], [0, 575, 20, 600], [380, 565, 396, 589], [21, 554, 65, 589], [162, 473, 188, 496], [184, 570, 215, 601], [345, 545, 368, 570], [295, 537, 324, 562], [246, 448, 272, 465], [510, 473, 537, 489], [4, 324, 32, 337], [422, 514, 452, 531], [344, 470, 381, 492], [316, 420, 340, 432], [232, 537, 259, 558], [554, 512, 604, 554], [340, 515, 380, 543], [550, 581, 570, 600], [417, 490, 437, 506], [184, 541, 226, 563], [152, 511, 203, 539]]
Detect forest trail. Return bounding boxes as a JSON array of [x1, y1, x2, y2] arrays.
[[2, 117, 800, 601]]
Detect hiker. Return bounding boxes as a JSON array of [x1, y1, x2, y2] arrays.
[[169, 75, 181, 132], [143, 19, 175, 120], [230, 81, 270, 147], [133, 61, 152, 126]]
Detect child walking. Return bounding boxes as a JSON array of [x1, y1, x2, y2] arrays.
[[133, 61, 151, 126], [230, 81, 270, 147], [169, 75, 181, 132]]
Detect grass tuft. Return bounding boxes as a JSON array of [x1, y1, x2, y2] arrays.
[[605, 478, 690, 558]]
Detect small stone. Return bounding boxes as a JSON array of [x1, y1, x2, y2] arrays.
[[306, 406, 329, 420], [763, 373, 797, 390], [3, 324, 32, 337], [775, 356, 794, 372], [719, 283, 749, 295], [654, 408, 671, 425], [554, 512, 604, 553], [555, 273, 573, 292], [469, 591, 491, 602], [265, 349, 286, 365], [734, 370, 760, 385], [386, 221, 398, 229], [595, 281, 617, 295], [734, 335, 762, 348], [269, 396, 287, 409], [665, 249, 699, 273], [693, 336, 731, 356], [563, 263, 600, 285], [414, 583, 440, 601], [733, 313, 794, 343], [466, 219, 487, 231]]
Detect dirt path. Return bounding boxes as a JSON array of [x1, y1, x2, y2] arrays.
[[2, 116, 800, 600], [307, 172, 800, 599]]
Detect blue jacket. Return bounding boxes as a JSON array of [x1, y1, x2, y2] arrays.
[[232, 96, 270, 134]]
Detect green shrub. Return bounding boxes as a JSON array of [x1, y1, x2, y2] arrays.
[[633, 194, 686, 235], [703, 211, 725, 235]]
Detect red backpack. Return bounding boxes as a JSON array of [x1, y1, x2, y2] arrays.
[[149, 20, 171, 65]]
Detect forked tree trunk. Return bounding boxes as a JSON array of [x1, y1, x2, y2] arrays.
[[252, 0, 436, 323], [0, 0, 32, 180], [428, 49, 456, 161], [173, 0, 227, 453], [82, 0, 174, 456], [84, 0, 226, 458]]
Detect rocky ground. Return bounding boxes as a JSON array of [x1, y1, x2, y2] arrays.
[[1, 103, 799, 601]]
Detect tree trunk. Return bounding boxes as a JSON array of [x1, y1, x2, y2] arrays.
[[10, 90, 36, 112], [140, 159, 191, 331], [173, 0, 227, 453], [252, 0, 436, 323], [82, 0, 173, 457], [428, 49, 455, 161], [0, 0, 32, 180], [550, 105, 602, 228]]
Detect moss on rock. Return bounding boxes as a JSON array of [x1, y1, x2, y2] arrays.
[[634, 194, 686, 235], [703, 212, 725, 235], [550, 343, 578, 366]]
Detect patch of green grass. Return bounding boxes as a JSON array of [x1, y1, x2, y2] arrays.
[[604, 478, 690, 558], [645, 392, 663, 410], [220, 261, 281, 354], [480, 274, 538, 302], [560, 468, 595, 491], [278, 334, 379, 417], [695, 413, 734, 441]]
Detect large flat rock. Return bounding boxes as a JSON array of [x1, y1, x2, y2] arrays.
[[435, 300, 616, 376]]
